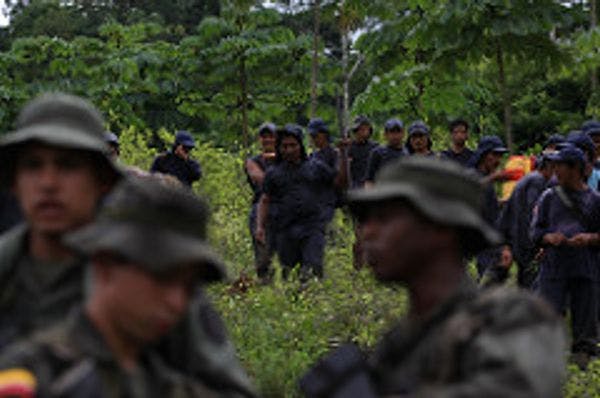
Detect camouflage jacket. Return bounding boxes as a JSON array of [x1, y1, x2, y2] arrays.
[[0, 308, 235, 397], [0, 224, 256, 397], [370, 277, 566, 398]]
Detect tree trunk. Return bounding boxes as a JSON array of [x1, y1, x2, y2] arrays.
[[310, 0, 320, 118], [240, 55, 249, 149], [591, 0, 598, 94], [496, 42, 514, 153], [341, 28, 349, 137]]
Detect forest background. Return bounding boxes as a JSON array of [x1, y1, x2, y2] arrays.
[[0, 0, 599, 396]]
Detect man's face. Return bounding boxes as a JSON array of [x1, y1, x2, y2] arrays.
[[354, 124, 371, 142], [555, 162, 582, 187], [480, 151, 503, 174], [13, 144, 106, 236], [409, 133, 428, 153], [385, 129, 404, 149], [451, 125, 468, 146], [259, 132, 276, 153], [100, 259, 196, 344], [310, 132, 329, 150], [359, 201, 437, 282], [280, 135, 301, 163]]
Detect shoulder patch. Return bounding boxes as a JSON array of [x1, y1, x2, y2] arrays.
[[0, 368, 37, 397]]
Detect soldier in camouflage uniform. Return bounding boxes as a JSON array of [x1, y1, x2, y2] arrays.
[[0, 176, 250, 397], [301, 157, 565, 398], [0, 93, 256, 397]]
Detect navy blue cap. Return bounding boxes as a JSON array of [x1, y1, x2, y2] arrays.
[[280, 123, 304, 142], [307, 118, 330, 136], [258, 122, 276, 136], [408, 121, 429, 136], [548, 145, 585, 165], [384, 118, 404, 131], [468, 135, 508, 167], [175, 130, 195, 148], [565, 130, 594, 157], [582, 120, 600, 136], [104, 131, 119, 145], [544, 134, 565, 148]]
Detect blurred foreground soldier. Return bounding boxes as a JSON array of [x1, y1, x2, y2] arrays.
[[104, 131, 119, 160], [244, 122, 277, 282], [0, 93, 255, 396], [441, 119, 473, 166], [364, 118, 405, 185], [151, 130, 202, 187], [468, 136, 511, 285], [300, 157, 565, 398], [531, 146, 600, 368], [0, 93, 121, 349], [256, 124, 336, 279], [404, 120, 434, 157], [0, 176, 253, 397], [498, 152, 555, 288]]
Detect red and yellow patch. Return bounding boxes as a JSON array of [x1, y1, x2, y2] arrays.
[[0, 368, 36, 398]]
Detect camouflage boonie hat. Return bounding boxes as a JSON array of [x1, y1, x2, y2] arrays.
[[64, 175, 225, 283], [347, 156, 502, 253], [0, 92, 121, 185]]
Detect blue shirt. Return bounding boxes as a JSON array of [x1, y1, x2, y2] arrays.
[[150, 152, 202, 186], [263, 158, 336, 230], [310, 146, 340, 220], [366, 146, 406, 182], [498, 171, 549, 265], [349, 140, 378, 187], [440, 147, 474, 168], [530, 186, 600, 279]]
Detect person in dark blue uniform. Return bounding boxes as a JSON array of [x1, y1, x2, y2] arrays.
[[150, 130, 202, 187], [308, 118, 343, 224], [498, 152, 555, 288], [530, 146, 600, 367], [256, 124, 336, 279], [405, 120, 434, 156], [347, 116, 378, 189], [562, 130, 600, 191], [244, 122, 277, 282], [468, 136, 511, 285], [365, 118, 405, 185], [441, 119, 473, 166], [104, 131, 120, 160]]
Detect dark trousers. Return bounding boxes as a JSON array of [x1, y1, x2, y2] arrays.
[[275, 224, 325, 279], [249, 206, 273, 278], [539, 276, 597, 354]]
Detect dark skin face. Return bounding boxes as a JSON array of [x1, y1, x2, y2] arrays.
[[354, 124, 371, 143], [359, 201, 450, 283], [259, 132, 276, 154], [311, 132, 329, 150], [479, 151, 503, 175], [409, 133, 429, 154], [280, 136, 302, 164], [450, 125, 468, 149], [555, 162, 585, 190], [385, 129, 404, 149]]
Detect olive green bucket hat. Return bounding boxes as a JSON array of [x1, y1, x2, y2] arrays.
[[347, 156, 502, 253], [0, 92, 121, 185], [64, 175, 226, 283]]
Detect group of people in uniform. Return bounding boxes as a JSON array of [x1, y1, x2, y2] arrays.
[[0, 91, 589, 397]]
